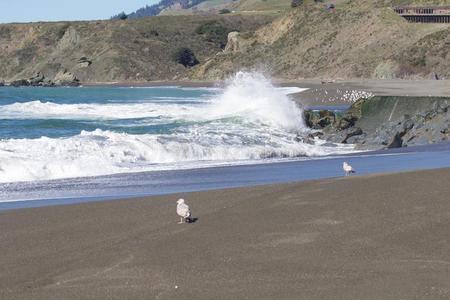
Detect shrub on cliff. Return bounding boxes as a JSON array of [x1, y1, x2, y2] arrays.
[[172, 47, 199, 67], [291, 0, 303, 8], [219, 9, 231, 14], [195, 21, 236, 49]]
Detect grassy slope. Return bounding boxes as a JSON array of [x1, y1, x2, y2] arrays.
[[160, 0, 293, 15], [232, 0, 292, 11], [0, 15, 273, 83], [194, 0, 450, 80]]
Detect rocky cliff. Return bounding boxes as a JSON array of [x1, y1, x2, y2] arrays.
[[304, 96, 450, 149]]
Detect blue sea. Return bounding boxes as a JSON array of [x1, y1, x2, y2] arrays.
[[1, 72, 450, 209]]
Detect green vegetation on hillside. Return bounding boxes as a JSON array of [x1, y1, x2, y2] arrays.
[[173, 47, 199, 67], [195, 21, 237, 48]]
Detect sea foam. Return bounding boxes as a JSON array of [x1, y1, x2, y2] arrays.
[[0, 72, 352, 183]]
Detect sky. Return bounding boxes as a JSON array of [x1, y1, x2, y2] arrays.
[[0, 0, 159, 24]]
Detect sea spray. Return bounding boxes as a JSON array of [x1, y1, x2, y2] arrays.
[[0, 72, 354, 183], [206, 72, 305, 129]]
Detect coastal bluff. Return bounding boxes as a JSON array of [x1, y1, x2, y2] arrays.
[[1, 1, 449, 83], [0, 15, 271, 84]]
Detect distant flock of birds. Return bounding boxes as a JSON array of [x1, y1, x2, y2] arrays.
[[176, 162, 356, 223], [318, 89, 374, 103]]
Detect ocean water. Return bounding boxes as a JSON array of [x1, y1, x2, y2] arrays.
[[2, 72, 450, 208], [1, 142, 450, 210], [0, 72, 354, 185]]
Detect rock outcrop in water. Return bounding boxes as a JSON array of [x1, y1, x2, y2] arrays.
[[304, 96, 450, 150], [5, 71, 80, 87]]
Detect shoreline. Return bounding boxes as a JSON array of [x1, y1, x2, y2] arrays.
[[81, 78, 450, 93], [68, 79, 450, 106], [1, 167, 450, 299], [3, 78, 449, 106], [1, 141, 450, 210]]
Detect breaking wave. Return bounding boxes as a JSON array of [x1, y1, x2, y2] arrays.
[[0, 72, 353, 183]]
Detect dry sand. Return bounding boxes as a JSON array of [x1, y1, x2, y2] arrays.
[[284, 79, 450, 106], [1, 168, 450, 299], [86, 79, 450, 106]]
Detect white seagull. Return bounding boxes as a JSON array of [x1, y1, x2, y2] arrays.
[[176, 198, 191, 224], [343, 162, 355, 176]]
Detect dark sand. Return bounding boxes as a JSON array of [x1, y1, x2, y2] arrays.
[[1, 168, 450, 299]]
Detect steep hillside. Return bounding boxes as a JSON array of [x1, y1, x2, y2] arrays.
[[193, 0, 450, 80], [0, 15, 272, 83], [1, 0, 448, 83], [394, 29, 450, 78]]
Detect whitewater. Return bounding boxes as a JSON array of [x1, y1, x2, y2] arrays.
[[0, 72, 355, 183]]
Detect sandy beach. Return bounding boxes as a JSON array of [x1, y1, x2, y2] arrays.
[[1, 168, 450, 299], [84, 79, 450, 106], [2, 1, 450, 299], [280, 79, 450, 106]]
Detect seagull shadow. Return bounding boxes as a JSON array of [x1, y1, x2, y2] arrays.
[[187, 217, 199, 224]]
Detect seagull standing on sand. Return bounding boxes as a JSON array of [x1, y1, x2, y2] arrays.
[[176, 198, 191, 224], [343, 162, 355, 176]]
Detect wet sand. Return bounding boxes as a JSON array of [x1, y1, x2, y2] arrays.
[[1, 168, 450, 299]]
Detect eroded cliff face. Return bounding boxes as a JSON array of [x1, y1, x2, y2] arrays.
[[0, 15, 272, 83], [193, 0, 450, 80]]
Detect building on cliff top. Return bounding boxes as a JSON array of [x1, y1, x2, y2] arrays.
[[394, 6, 450, 23]]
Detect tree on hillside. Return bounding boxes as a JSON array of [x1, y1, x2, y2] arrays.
[[111, 0, 210, 20], [173, 47, 199, 68], [111, 12, 128, 20], [119, 12, 128, 20]]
